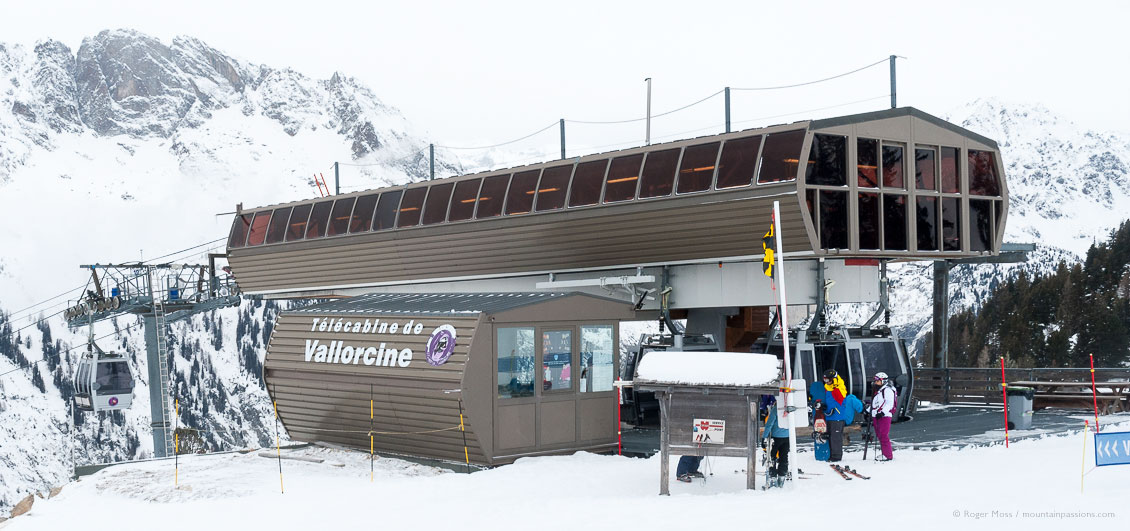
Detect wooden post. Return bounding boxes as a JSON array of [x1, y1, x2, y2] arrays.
[[659, 391, 670, 496]]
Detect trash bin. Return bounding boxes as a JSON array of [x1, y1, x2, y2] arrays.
[[1006, 386, 1035, 430]]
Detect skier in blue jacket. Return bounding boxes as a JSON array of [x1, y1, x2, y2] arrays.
[[821, 369, 863, 461], [760, 395, 790, 484]]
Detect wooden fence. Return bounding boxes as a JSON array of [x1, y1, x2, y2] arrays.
[[914, 368, 1130, 405]]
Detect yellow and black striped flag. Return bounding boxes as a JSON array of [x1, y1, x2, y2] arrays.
[[762, 221, 776, 278]]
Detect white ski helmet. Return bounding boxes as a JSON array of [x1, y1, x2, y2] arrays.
[[873, 372, 889, 383]]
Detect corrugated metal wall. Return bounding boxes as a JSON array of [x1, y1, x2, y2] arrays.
[[265, 311, 486, 464]]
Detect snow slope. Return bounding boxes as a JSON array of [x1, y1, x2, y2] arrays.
[[5, 421, 1127, 531]]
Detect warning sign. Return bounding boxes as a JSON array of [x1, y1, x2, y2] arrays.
[[692, 418, 725, 445]]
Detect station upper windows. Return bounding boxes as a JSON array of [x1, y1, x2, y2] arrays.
[[639, 148, 680, 198], [818, 190, 848, 249], [326, 197, 356, 237], [940, 147, 960, 193], [569, 160, 608, 207], [915, 148, 937, 191], [758, 130, 805, 184], [349, 194, 379, 233], [306, 200, 333, 239], [476, 174, 509, 218], [942, 197, 961, 251], [604, 154, 644, 203], [228, 214, 252, 248], [858, 192, 880, 250], [969, 199, 994, 251], [535, 165, 572, 211], [916, 196, 938, 251], [396, 187, 427, 228], [423, 183, 454, 225], [883, 195, 907, 251], [882, 144, 905, 189], [858, 139, 879, 188], [373, 191, 401, 231], [505, 170, 540, 215], [676, 141, 719, 194], [448, 179, 481, 222], [286, 204, 311, 241], [264, 206, 292, 244], [246, 211, 271, 246], [806, 134, 847, 187], [716, 136, 761, 189], [968, 150, 1001, 196]]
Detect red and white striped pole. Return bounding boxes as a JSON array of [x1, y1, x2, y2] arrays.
[[1000, 357, 1009, 448], [1089, 354, 1100, 432]]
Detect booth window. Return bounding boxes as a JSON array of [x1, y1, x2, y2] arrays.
[[638, 148, 680, 198], [326, 197, 356, 236], [350, 194, 379, 233], [505, 170, 540, 215], [676, 141, 719, 193], [476, 174, 510, 218], [396, 187, 427, 227], [569, 160, 609, 207], [264, 207, 291, 244], [942, 197, 961, 251], [542, 330, 572, 392], [246, 211, 271, 246], [970, 199, 993, 251], [716, 135, 762, 189], [306, 200, 333, 239], [498, 327, 535, 399], [372, 191, 401, 231], [806, 134, 847, 186], [423, 182, 454, 225], [940, 147, 959, 193], [448, 179, 482, 222], [916, 196, 938, 251], [883, 195, 907, 250], [882, 144, 905, 189], [229, 214, 251, 248], [757, 130, 805, 184], [285, 204, 311, 241], [535, 165, 572, 211], [968, 150, 1001, 196], [604, 154, 644, 203], [857, 138, 879, 188], [915, 148, 937, 191], [580, 325, 614, 393], [858, 192, 880, 250], [819, 190, 848, 249]]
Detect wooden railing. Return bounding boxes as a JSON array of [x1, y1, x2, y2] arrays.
[[914, 368, 1130, 405]]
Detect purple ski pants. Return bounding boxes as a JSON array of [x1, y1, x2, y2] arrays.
[[874, 415, 893, 459]]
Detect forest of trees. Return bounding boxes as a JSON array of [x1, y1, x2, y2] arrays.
[[947, 221, 1130, 368]]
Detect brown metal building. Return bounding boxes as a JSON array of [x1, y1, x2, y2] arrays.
[[226, 106, 1008, 300], [265, 292, 635, 465]]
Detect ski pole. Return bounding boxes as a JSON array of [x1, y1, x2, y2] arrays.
[[1080, 420, 1088, 493]]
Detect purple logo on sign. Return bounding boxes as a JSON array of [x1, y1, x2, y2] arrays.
[[108, 396, 119, 406], [425, 325, 457, 366]]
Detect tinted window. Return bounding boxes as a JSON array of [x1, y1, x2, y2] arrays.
[[806, 134, 847, 186], [883, 144, 905, 188], [858, 138, 879, 188], [859, 192, 880, 250], [716, 136, 762, 189], [916, 196, 938, 251], [940, 147, 959, 193], [676, 142, 719, 193], [349, 194, 379, 233], [285, 204, 311, 241], [476, 174, 510, 218], [228, 214, 251, 248], [569, 160, 608, 207], [639, 148, 680, 198], [819, 191, 848, 249], [883, 195, 907, 250], [246, 211, 271, 246], [915, 148, 936, 191], [968, 150, 1001, 196], [423, 183, 454, 225], [397, 187, 427, 227], [265, 207, 291, 244], [448, 179, 481, 222], [604, 154, 644, 203], [806, 189, 816, 223], [505, 170, 540, 215], [372, 191, 401, 231], [757, 130, 806, 184], [306, 200, 333, 239], [942, 197, 961, 251], [498, 327, 535, 399], [970, 199, 993, 251], [326, 197, 356, 236], [535, 165, 572, 211]]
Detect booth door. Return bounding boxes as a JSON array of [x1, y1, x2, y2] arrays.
[[538, 328, 577, 446]]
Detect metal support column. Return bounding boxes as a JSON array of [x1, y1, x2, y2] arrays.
[[144, 313, 172, 457], [889, 55, 897, 109], [724, 87, 731, 133], [932, 260, 951, 369], [429, 144, 435, 180], [334, 161, 340, 195], [559, 119, 566, 160]]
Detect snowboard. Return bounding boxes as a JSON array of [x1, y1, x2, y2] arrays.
[[812, 400, 829, 462]]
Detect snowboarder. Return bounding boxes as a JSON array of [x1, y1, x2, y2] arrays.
[[869, 372, 897, 461], [821, 369, 851, 462], [760, 395, 790, 486], [676, 455, 704, 482]]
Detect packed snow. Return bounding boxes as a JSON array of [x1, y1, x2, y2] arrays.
[[635, 351, 779, 387]]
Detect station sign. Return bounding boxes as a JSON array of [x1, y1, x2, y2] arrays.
[[692, 418, 725, 444]]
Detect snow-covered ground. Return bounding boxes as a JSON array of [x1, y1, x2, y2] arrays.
[[6, 420, 1127, 530]]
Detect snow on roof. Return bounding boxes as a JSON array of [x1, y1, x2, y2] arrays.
[[635, 351, 780, 387]]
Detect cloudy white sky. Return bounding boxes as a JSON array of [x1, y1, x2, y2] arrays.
[[3, 0, 1128, 159]]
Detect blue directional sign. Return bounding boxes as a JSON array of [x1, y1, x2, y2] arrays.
[[1094, 431, 1130, 467]]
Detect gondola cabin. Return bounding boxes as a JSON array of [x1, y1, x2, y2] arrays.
[[74, 352, 135, 412]]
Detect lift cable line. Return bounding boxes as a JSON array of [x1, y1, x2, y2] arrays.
[[566, 89, 725, 125], [436, 120, 559, 151], [731, 56, 898, 91], [0, 321, 144, 380]]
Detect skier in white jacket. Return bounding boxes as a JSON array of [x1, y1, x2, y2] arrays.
[[869, 372, 897, 461]]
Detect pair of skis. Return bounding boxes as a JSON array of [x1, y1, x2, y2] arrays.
[[829, 463, 871, 480]]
